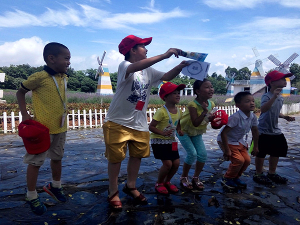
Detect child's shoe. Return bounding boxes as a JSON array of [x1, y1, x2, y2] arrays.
[[155, 183, 169, 195], [43, 182, 67, 202], [233, 178, 247, 189], [164, 181, 179, 193], [221, 177, 238, 189], [192, 177, 204, 190], [26, 196, 47, 215], [267, 173, 288, 184], [253, 173, 272, 185]]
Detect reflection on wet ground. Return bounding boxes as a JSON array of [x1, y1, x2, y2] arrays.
[[1, 117, 300, 224]]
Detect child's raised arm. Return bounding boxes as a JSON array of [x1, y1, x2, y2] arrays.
[[126, 48, 185, 78]]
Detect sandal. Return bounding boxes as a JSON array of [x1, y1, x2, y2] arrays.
[[155, 183, 169, 195], [180, 177, 193, 190], [164, 181, 178, 193], [107, 190, 122, 210], [192, 177, 204, 190], [122, 183, 147, 205]]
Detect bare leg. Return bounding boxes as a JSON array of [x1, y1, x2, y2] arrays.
[[181, 162, 192, 177], [193, 161, 205, 177], [255, 157, 265, 174], [157, 160, 172, 183], [126, 156, 142, 198], [27, 164, 40, 191], [50, 160, 62, 181], [269, 156, 279, 174], [165, 159, 180, 182], [108, 161, 121, 206]]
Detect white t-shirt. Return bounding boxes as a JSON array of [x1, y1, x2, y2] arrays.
[[217, 110, 258, 147], [105, 60, 164, 131]]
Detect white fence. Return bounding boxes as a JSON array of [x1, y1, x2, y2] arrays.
[[1, 103, 300, 134]]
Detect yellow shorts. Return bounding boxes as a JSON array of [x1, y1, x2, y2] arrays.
[[103, 121, 150, 163]]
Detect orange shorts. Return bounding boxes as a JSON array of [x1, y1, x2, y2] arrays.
[[103, 121, 150, 163]]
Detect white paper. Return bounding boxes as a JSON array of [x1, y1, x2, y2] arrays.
[[181, 60, 210, 80]]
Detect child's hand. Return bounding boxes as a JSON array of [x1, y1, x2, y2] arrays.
[[251, 147, 259, 156], [208, 114, 216, 122], [223, 150, 231, 161], [273, 88, 282, 97], [284, 115, 295, 121], [200, 102, 209, 113], [177, 130, 184, 136], [164, 48, 181, 58], [176, 60, 189, 70]]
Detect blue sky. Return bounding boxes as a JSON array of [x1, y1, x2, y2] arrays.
[[0, 0, 300, 76]]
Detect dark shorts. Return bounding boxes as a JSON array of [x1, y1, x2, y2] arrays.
[[257, 133, 288, 158], [151, 144, 180, 161]]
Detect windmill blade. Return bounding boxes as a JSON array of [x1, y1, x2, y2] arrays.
[[278, 67, 290, 74], [95, 51, 107, 79], [268, 54, 281, 66], [98, 51, 107, 66], [256, 59, 265, 76], [282, 53, 299, 67], [252, 47, 259, 57]]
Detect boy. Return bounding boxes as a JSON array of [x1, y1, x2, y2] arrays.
[[103, 35, 188, 210], [217, 91, 259, 189], [16, 42, 71, 215], [253, 70, 295, 185]]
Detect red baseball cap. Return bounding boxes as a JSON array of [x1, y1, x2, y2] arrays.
[[118, 35, 152, 55], [211, 110, 228, 129], [265, 70, 293, 86], [18, 120, 51, 154], [159, 82, 186, 100]]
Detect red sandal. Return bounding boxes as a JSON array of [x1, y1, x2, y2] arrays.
[[155, 183, 169, 195], [122, 183, 147, 205], [107, 190, 122, 210], [164, 182, 178, 193]]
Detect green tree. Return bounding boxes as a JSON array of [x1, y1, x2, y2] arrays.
[[85, 68, 97, 81], [110, 72, 118, 92], [67, 77, 81, 91], [81, 77, 97, 93], [290, 63, 300, 85]]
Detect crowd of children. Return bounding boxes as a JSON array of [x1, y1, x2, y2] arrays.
[[17, 35, 295, 215]]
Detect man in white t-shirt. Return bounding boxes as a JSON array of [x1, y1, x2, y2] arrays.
[[103, 35, 188, 210]]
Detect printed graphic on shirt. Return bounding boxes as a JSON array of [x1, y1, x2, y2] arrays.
[[127, 77, 150, 104]]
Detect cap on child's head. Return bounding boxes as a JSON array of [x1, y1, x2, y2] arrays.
[[118, 35, 152, 55], [211, 110, 228, 129], [159, 82, 186, 100], [18, 120, 51, 154], [265, 70, 293, 86]]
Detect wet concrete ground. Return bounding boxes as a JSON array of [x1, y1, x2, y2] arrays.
[[0, 117, 300, 225]]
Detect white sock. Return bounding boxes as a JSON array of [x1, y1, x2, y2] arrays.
[[27, 190, 38, 200], [52, 180, 61, 188]]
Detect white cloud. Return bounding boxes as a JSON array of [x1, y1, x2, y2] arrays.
[[231, 54, 237, 58], [202, 19, 210, 22], [0, 37, 45, 66], [0, 4, 188, 30], [203, 0, 263, 9], [203, 0, 300, 10]]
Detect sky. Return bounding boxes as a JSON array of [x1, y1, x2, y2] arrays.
[[0, 0, 300, 77]]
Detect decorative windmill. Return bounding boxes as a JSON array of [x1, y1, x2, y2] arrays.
[[246, 47, 269, 94], [95, 51, 113, 95], [268, 53, 299, 96], [225, 72, 236, 96]]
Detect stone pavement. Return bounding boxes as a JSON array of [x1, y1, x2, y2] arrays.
[[1, 117, 300, 225]]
